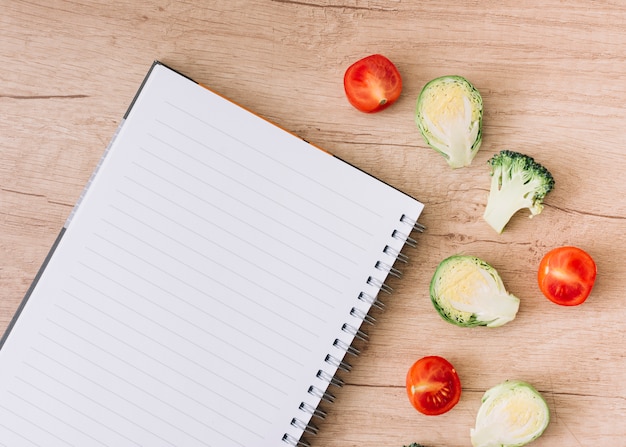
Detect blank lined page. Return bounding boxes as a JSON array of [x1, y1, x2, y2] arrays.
[[0, 63, 424, 446]]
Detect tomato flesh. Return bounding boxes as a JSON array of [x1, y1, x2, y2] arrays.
[[406, 355, 461, 415], [538, 246, 597, 306], [343, 54, 402, 113]]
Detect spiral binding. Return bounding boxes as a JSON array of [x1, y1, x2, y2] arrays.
[[282, 433, 311, 447], [282, 213, 424, 446], [358, 291, 385, 310], [317, 368, 346, 386]]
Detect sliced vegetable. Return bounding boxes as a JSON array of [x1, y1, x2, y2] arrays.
[[406, 355, 461, 416], [471, 380, 550, 447], [415, 75, 483, 168], [430, 255, 520, 328], [483, 150, 555, 234], [343, 54, 402, 113], [538, 246, 597, 306]]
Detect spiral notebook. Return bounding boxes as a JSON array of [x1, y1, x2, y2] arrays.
[[0, 61, 424, 447]]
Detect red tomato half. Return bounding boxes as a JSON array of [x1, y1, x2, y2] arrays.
[[406, 355, 461, 416], [343, 54, 402, 113], [538, 246, 597, 306]]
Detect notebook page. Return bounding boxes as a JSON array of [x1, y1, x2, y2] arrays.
[[0, 63, 424, 446]]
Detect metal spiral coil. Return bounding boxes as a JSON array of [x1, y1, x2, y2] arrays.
[[392, 229, 417, 248], [299, 401, 327, 419], [367, 276, 393, 294], [282, 215, 424, 447], [333, 338, 361, 356], [341, 323, 369, 342], [282, 433, 311, 447], [325, 354, 352, 372], [317, 368, 346, 387], [358, 291, 385, 310], [401, 213, 426, 232], [350, 307, 376, 325], [290, 418, 319, 435], [375, 260, 403, 278], [383, 245, 409, 263], [308, 385, 336, 403]]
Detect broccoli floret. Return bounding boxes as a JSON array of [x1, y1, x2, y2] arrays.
[[483, 150, 555, 234]]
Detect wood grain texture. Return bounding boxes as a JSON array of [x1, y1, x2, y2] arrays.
[[1, 1, 624, 446]]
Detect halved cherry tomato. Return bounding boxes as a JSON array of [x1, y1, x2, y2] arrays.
[[406, 355, 461, 416], [538, 246, 597, 306], [343, 54, 402, 113]]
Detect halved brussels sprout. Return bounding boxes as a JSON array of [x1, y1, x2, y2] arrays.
[[471, 380, 550, 447], [415, 75, 483, 168], [430, 255, 519, 328]]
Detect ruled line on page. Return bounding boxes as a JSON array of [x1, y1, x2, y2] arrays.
[[71, 265, 314, 358], [153, 113, 382, 235], [0, 421, 39, 447], [75, 254, 319, 345], [87, 229, 324, 330], [17, 364, 178, 446], [0, 401, 77, 447], [146, 130, 374, 250], [21, 359, 194, 447], [129, 151, 360, 267], [73, 244, 300, 383], [115, 168, 352, 283], [103, 203, 341, 305], [88, 222, 311, 368], [116, 173, 354, 308], [117, 158, 346, 306], [36, 320, 258, 446], [88, 222, 329, 327], [61, 282, 292, 399], [3, 394, 109, 447], [162, 100, 386, 220], [8, 381, 141, 446], [35, 327, 270, 440]]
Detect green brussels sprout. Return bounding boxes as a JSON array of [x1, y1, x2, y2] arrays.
[[471, 380, 550, 447], [415, 75, 483, 168], [430, 255, 519, 328]]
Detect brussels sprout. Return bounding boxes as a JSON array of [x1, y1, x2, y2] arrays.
[[415, 75, 483, 168], [430, 255, 519, 328], [471, 380, 550, 447]]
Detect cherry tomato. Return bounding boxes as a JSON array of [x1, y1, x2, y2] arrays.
[[406, 355, 461, 416], [343, 54, 402, 113], [538, 246, 597, 306]]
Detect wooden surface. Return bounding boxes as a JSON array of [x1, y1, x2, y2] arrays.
[[1, 1, 625, 446]]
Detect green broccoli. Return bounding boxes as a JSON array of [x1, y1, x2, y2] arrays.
[[483, 150, 555, 233], [403, 444, 427, 447]]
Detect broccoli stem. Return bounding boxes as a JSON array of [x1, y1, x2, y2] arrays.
[[483, 198, 515, 234], [483, 172, 539, 234]]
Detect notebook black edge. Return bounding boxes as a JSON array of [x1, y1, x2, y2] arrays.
[[332, 153, 423, 206], [0, 228, 66, 349], [0, 60, 183, 350], [124, 60, 196, 119]]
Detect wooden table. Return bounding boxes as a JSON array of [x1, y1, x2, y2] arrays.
[[2, 1, 625, 446]]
